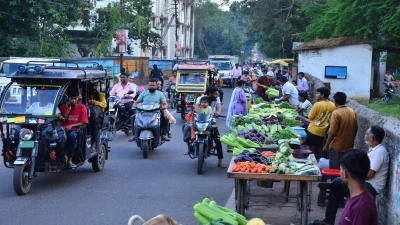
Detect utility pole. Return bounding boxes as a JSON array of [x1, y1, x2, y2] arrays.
[[174, 0, 179, 63], [120, 0, 124, 73]]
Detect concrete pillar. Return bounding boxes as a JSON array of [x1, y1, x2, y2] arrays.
[[379, 51, 387, 95]]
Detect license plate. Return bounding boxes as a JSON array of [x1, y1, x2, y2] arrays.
[[19, 141, 35, 148]]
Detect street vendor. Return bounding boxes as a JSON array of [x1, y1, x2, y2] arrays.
[[255, 71, 275, 101], [275, 76, 299, 106]]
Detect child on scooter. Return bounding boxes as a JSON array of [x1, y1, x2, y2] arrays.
[[199, 96, 212, 115]]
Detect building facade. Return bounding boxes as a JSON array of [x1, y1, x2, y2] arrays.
[[68, 0, 195, 60]]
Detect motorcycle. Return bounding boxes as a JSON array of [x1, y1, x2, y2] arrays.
[[134, 102, 166, 159], [167, 82, 179, 109], [382, 83, 395, 101], [187, 113, 219, 174], [106, 90, 134, 140]]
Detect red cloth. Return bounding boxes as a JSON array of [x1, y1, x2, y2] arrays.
[[60, 104, 88, 130]]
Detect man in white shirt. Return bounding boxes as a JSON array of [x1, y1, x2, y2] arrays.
[[276, 76, 299, 106], [231, 63, 242, 88], [313, 126, 389, 225], [26, 90, 60, 115]]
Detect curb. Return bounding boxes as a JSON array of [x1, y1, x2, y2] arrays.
[[224, 189, 236, 210]]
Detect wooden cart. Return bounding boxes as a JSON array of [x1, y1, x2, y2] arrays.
[[227, 155, 322, 225]]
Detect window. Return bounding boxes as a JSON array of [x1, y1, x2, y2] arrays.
[[163, 48, 167, 57]]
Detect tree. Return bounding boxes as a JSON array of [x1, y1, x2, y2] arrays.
[[239, 0, 311, 59], [0, 0, 88, 57], [83, 0, 160, 57], [194, 0, 244, 59]]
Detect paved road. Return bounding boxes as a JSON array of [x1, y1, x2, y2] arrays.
[[0, 88, 234, 225]]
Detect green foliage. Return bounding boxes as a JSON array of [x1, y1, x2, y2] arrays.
[[0, 0, 86, 57], [239, 0, 310, 58], [194, 0, 244, 59], [361, 96, 400, 120], [302, 0, 400, 49]]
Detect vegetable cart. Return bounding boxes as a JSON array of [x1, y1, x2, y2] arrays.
[[227, 154, 322, 225]]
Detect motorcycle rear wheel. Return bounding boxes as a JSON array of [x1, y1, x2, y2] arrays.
[[197, 143, 205, 174]]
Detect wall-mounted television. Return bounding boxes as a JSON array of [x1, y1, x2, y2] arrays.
[[325, 66, 347, 79]]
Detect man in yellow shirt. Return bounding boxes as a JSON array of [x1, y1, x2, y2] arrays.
[[298, 87, 335, 160]]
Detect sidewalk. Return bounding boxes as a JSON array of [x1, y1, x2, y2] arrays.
[[225, 181, 343, 225]]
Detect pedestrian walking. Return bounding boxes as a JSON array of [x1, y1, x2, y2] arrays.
[[231, 63, 242, 88], [226, 80, 248, 129]]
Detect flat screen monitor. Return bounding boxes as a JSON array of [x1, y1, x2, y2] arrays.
[[325, 66, 347, 79]]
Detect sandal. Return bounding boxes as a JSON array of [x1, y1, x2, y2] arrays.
[[68, 162, 77, 168], [91, 147, 96, 155], [217, 163, 227, 168], [310, 220, 331, 225], [128, 136, 136, 142]]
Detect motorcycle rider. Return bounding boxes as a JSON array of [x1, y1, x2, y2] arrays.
[[109, 72, 137, 117], [129, 78, 170, 142], [194, 86, 226, 168], [150, 64, 164, 87]]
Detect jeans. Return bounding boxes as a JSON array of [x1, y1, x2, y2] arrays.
[[324, 177, 378, 224], [211, 127, 223, 159], [89, 117, 99, 146], [329, 150, 344, 169], [66, 130, 79, 158], [124, 102, 134, 118], [232, 78, 238, 87]]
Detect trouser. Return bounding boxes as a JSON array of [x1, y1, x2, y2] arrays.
[[89, 117, 99, 146], [232, 78, 238, 87], [66, 130, 78, 158], [211, 127, 223, 159], [324, 177, 378, 224], [160, 114, 168, 136], [329, 150, 344, 169], [124, 102, 134, 118]]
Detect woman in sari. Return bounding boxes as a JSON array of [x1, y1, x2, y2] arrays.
[[226, 80, 248, 129]]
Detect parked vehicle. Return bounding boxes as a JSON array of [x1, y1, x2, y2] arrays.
[[186, 113, 219, 174], [134, 102, 166, 158], [208, 55, 238, 87], [0, 60, 111, 195]]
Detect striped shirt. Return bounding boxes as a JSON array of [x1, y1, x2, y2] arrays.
[[298, 100, 312, 117]]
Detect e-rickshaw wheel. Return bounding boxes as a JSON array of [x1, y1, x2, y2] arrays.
[[13, 163, 32, 195], [92, 144, 106, 172]]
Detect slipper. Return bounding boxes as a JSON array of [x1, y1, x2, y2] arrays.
[[217, 163, 227, 168], [128, 137, 136, 142]]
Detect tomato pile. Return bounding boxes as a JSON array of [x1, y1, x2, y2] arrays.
[[232, 161, 276, 173], [262, 151, 276, 159]]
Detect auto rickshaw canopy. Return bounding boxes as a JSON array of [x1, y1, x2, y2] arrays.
[[175, 63, 215, 93]]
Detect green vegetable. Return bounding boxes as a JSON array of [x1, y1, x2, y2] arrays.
[[272, 129, 297, 140], [195, 211, 211, 225], [278, 101, 293, 109], [193, 203, 238, 225], [266, 88, 279, 96], [283, 118, 302, 127], [255, 97, 264, 104]]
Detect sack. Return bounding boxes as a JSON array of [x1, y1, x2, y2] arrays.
[[163, 109, 176, 124], [89, 105, 102, 119]]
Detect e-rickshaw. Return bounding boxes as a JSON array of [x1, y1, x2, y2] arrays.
[[0, 61, 111, 195], [175, 63, 216, 119]]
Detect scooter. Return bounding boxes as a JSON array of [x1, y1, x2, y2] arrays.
[[134, 102, 165, 159], [187, 113, 219, 174]]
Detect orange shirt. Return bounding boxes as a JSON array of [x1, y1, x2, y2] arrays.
[[328, 105, 358, 153]]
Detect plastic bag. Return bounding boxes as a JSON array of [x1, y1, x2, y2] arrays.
[[318, 157, 329, 169], [163, 109, 176, 124]]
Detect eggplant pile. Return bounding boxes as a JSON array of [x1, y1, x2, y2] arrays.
[[234, 150, 271, 165], [237, 129, 274, 144]]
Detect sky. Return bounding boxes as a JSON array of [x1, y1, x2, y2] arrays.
[[211, 0, 239, 11]]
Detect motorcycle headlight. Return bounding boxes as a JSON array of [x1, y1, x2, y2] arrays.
[[196, 122, 209, 132], [20, 128, 33, 141], [171, 85, 176, 90]]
